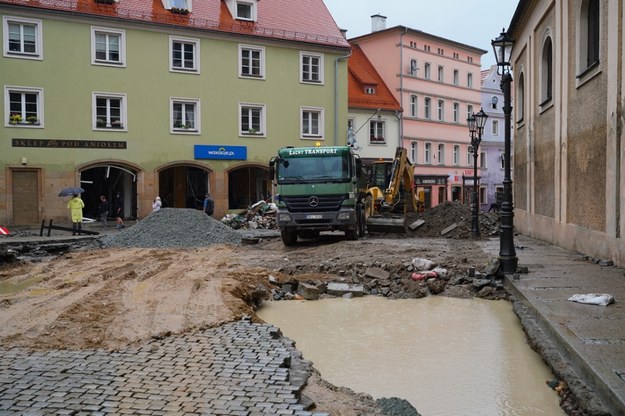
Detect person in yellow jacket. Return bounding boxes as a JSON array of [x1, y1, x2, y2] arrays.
[[67, 193, 85, 235]]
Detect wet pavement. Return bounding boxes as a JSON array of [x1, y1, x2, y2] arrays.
[[481, 235, 625, 415], [0, 320, 324, 416], [1, 226, 624, 415]]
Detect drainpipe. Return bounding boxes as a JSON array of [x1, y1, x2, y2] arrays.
[[395, 110, 402, 148], [334, 47, 352, 146], [398, 27, 408, 148]]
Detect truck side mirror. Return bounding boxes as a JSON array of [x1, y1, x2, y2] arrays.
[[269, 158, 276, 179]]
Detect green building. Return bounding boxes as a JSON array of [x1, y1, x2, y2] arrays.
[[1, 0, 350, 224]]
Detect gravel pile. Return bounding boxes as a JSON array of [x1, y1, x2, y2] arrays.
[[101, 208, 242, 248]]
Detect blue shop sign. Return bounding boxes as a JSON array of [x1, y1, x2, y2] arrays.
[[194, 145, 247, 160]]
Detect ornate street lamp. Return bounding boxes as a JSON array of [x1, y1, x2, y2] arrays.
[[492, 29, 518, 274], [467, 109, 488, 238]]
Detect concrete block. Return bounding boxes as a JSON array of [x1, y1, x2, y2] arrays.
[[440, 223, 458, 236], [327, 282, 364, 297], [364, 267, 390, 280], [409, 219, 425, 230], [296, 283, 320, 300]]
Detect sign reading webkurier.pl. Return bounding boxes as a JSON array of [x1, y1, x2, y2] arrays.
[[194, 145, 247, 160]]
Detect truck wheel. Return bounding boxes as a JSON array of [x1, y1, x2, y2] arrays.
[[345, 227, 359, 240], [357, 205, 366, 237], [281, 229, 298, 246]]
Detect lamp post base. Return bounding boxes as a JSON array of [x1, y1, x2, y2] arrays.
[[499, 255, 518, 274]]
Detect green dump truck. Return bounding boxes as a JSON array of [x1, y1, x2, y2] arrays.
[[269, 146, 366, 246]]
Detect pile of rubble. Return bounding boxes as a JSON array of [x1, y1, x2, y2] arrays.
[[409, 201, 500, 239], [221, 200, 278, 230], [101, 208, 242, 248]]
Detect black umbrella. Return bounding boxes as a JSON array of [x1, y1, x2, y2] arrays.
[[58, 187, 85, 197]]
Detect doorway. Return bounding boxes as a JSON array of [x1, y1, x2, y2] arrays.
[[228, 166, 270, 210], [11, 169, 39, 225], [80, 164, 138, 220], [159, 166, 209, 210]]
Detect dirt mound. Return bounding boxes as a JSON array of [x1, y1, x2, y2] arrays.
[[101, 208, 242, 248], [410, 201, 500, 239]]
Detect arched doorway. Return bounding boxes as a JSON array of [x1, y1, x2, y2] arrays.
[[228, 166, 270, 210], [158, 165, 209, 210], [80, 164, 138, 220]]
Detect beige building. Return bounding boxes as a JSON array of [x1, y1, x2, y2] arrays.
[[508, 0, 625, 266]]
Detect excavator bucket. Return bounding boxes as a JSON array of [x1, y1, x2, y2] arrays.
[[365, 216, 407, 234]]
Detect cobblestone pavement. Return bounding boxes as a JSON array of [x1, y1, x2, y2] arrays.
[[0, 319, 328, 416]]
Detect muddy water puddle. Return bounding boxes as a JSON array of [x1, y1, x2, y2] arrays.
[[258, 296, 564, 416]]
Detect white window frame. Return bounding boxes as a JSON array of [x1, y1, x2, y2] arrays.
[[467, 146, 473, 166], [410, 95, 418, 117], [424, 97, 431, 119], [453, 145, 460, 166], [424, 142, 432, 164], [467, 104, 474, 120], [239, 103, 266, 137], [409, 58, 417, 76], [169, 36, 200, 73], [92, 92, 127, 131], [369, 119, 385, 144], [437, 143, 444, 165], [170, 97, 200, 134], [424, 62, 431, 80], [300, 106, 324, 139], [492, 119, 499, 136], [453, 69, 459, 85], [410, 141, 418, 164], [239, 44, 265, 79], [576, 0, 600, 81], [480, 151, 487, 169], [300, 52, 324, 84], [453, 102, 460, 123], [437, 65, 444, 82], [235, 1, 257, 21], [4, 86, 44, 128], [540, 35, 553, 106], [437, 100, 445, 121], [162, 0, 192, 11], [91, 26, 126, 67], [467, 72, 473, 88], [3, 16, 43, 60]]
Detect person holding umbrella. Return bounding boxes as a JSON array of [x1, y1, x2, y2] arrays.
[[67, 193, 85, 235]]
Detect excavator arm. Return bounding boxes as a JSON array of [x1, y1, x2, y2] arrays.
[[365, 147, 418, 233]]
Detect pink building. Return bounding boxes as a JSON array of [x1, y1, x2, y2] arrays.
[[350, 15, 486, 208]]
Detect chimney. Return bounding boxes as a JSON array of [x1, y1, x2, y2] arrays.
[[371, 14, 387, 32], [340, 28, 348, 39]]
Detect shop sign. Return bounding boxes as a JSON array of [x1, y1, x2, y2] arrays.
[[194, 145, 247, 160], [12, 138, 127, 149]]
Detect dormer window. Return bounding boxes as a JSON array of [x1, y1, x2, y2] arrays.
[[225, 0, 258, 22], [364, 86, 376, 94], [162, 0, 192, 13]]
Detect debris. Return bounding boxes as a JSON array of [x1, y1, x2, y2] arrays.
[[440, 223, 458, 236], [411, 271, 438, 281], [410, 201, 501, 239], [326, 282, 364, 297], [221, 200, 277, 230], [411, 258, 434, 271], [567, 294, 615, 306], [408, 219, 425, 230]]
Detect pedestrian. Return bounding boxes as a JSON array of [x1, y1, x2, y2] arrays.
[[203, 193, 214, 216], [98, 195, 109, 228], [67, 193, 85, 235], [152, 196, 162, 212], [113, 191, 125, 229]]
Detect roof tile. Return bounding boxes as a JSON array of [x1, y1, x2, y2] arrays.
[[348, 44, 401, 111]]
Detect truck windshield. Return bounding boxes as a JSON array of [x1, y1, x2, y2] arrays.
[[278, 155, 349, 183]]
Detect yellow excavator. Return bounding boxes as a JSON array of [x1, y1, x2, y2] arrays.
[[365, 147, 424, 233]]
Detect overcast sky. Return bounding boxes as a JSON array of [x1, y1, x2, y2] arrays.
[[322, 0, 519, 69]]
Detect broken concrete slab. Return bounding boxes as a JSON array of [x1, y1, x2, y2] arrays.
[[297, 282, 320, 300], [327, 282, 364, 297], [440, 223, 458, 236], [364, 267, 390, 280], [409, 219, 425, 230]]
